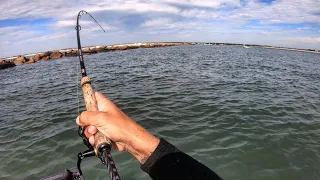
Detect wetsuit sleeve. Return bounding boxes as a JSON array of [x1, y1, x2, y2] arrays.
[[141, 138, 222, 180]]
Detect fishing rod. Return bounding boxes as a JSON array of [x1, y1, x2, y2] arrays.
[[75, 10, 121, 180]]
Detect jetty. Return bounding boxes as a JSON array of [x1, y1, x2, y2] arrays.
[[1, 42, 319, 70], [0, 42, 188, 69]]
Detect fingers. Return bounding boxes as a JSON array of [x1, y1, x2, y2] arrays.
[[77, 112, 105, 146], [77, 112, 102, 145], [84, 125, 97, 137], [83, 126, 97, 145], [77, 111, 105, 127], [88, 125, 97, 134], [89, 136, 95, 145]]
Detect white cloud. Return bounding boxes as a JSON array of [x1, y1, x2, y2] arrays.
[[54, 20, 116, 31], [226, 0, 320, 24], [164, 0, 240, 8], [1, 0, 319, 24], [0, 26, 40, 44], [57, 1, 181, 19], [20, 32, 72, 44], [284, 37, 320, 44], [0, 0, 77, 20], [180, 9, 218, 19], [0, 26, 27, 36], [141, 18, 172, 27], [1, 0, 320, 57], [55, 20, 81, 27]]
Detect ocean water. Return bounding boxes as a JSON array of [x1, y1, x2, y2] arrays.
[[0, 45, 320, 180]]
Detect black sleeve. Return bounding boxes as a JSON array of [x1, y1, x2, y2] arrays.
[[141, 138, 222, 180]]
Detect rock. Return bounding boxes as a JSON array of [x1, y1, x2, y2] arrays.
[[26, 58, 35, 64], [127, 45, 139, 50], [0, 62, 15, 69], [13, 56, 27, 65], [50, 51, 62, 59], [95, 46, 107, 53], [0, 59, 15, 69], [106, 45, 116, 51], [41, 51, 52, 58], [65, 49, 78, 57], [142, 44, 151, 48], [106, 45, 128, 51], [41, 56, 50, 60], [0, 43, 186, 68], [82, 48, 97, 55], [0, 59, 7, 64], [116, 45, 128, 50], [33, 54, 41, 61]]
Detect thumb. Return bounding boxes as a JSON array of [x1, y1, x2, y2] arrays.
[[95, 92, 116, 112], [77, 111, 106, 127]]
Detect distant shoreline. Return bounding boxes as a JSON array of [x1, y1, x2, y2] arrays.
[[195, 42, 320, 54], [1, 42, 319, 70], [259, 46, 320, 54]]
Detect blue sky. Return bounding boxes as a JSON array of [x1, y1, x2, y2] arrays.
[[0, 0, 320, 58]]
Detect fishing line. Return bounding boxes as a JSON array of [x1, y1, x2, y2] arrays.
[[76, 54, 80, 116]]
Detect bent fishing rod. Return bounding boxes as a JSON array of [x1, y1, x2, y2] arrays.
[[42, 10, 120, 180], [75, 10, 121, 180]]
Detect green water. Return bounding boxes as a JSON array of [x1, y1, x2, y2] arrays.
[[0, 45, 320, 180]]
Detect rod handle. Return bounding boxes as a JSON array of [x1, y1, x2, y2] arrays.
[[81, 76, 112, 155]]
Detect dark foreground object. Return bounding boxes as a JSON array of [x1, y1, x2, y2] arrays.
[[42, 139, 222, 180], [142, 138, 223, 180], [41, 168, 81, 180], [0, 62, 15, 70]]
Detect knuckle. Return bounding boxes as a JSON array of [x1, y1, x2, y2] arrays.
[[79, 112, 85, 122], [79, 111, 89, 124], [80, 111, 86, 118], [97, 112, 106, 120]]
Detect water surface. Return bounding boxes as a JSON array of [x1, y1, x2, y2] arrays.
[[1, 45, 320, 180]]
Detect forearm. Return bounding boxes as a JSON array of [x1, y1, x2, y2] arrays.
[[125, 120, 160, 163], [140, 138, 223, 180], [76, 92, 221, 179]]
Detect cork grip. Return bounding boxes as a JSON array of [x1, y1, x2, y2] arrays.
[[81, 76, 112, 155]]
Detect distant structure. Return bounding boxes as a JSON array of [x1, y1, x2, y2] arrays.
[[243, 44, 250, 48]]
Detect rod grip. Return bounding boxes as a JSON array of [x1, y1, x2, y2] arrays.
[[81, 76, 112, 155]]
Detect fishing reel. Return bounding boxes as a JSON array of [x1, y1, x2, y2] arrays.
[[77, 126, 95, 176], [77, 126, 112, 176]]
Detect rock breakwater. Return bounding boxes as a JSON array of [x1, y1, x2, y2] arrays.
[[0, 42, 187, 70]]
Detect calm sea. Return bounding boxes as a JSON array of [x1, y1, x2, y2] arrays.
[[0, 45, 320, 180]]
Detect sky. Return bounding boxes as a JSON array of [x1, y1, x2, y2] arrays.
[[0, 0, 320, 58]]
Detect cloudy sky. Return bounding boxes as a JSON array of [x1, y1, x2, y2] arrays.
[[0, 0, 320, 58]]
